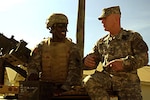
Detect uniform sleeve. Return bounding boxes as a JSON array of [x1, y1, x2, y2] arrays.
[[122, 32, 149, 71], [66, 44, 82, 86], [83, 40, 103, 70], [27, 43, 42, 76]]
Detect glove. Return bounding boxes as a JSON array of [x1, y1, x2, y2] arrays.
[[61, 83, 71, 91]]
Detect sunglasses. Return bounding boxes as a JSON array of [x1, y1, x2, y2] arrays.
[[55, 23, 67, 28]]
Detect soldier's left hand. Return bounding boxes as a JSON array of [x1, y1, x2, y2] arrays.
[[106, 59, 123, 71]]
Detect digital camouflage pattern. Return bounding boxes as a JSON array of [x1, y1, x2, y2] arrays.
[[98, 6, 121, 20], [27, 38, 82, 91], [83, 28, 148, 100]]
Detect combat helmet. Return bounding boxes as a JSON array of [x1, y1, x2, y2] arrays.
[[46, 13, 68, 29]]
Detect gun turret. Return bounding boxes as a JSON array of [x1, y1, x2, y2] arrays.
[[0, 33, 31, 84], [0, 33, 18, 54]]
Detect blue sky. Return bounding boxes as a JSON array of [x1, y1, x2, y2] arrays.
[[0, 0, 150, 63]]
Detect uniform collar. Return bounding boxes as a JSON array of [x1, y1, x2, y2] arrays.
[[107, 28, 125, 40]]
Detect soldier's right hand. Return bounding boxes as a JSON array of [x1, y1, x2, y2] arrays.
[[84, 54, 97, 68], [27, 73, 39, 81]]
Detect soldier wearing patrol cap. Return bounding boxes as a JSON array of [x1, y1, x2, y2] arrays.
[[83, 6, 148, 100], [27, 13, 83, 96]]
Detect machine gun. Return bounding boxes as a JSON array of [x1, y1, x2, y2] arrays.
[[0, 33, 31, 84]]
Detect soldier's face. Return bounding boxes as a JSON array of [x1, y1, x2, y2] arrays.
[[53, 23, 68, 40], [101, 14, 116, 32]]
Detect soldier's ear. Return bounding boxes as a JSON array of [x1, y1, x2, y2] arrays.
[[50, 26, 56, 33]]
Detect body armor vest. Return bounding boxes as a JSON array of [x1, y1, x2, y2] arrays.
[[41, 38, 71, 83]]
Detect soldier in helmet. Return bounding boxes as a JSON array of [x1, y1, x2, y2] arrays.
[[83, 6, 148, 100], [27, 13, 82, 96]]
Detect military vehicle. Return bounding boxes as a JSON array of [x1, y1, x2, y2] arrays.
[[0, 33, 90, 100]]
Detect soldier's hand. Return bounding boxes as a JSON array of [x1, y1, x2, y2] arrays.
[[27, 73, 39, 81], [84, 54, 97, 68], [106, 59, 123, 72]]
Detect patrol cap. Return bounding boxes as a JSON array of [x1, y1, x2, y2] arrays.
[[98, 6, 121, 20]]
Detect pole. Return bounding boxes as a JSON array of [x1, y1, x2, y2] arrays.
[[76, 0, 85, 58]]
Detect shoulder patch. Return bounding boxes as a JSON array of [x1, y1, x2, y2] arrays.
[[132, 38, 148, 52]]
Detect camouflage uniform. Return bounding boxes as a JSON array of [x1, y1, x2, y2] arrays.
[[27, 37, 82, 90], [27, 13, 82, 92], [83, 28, 148, 100]]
